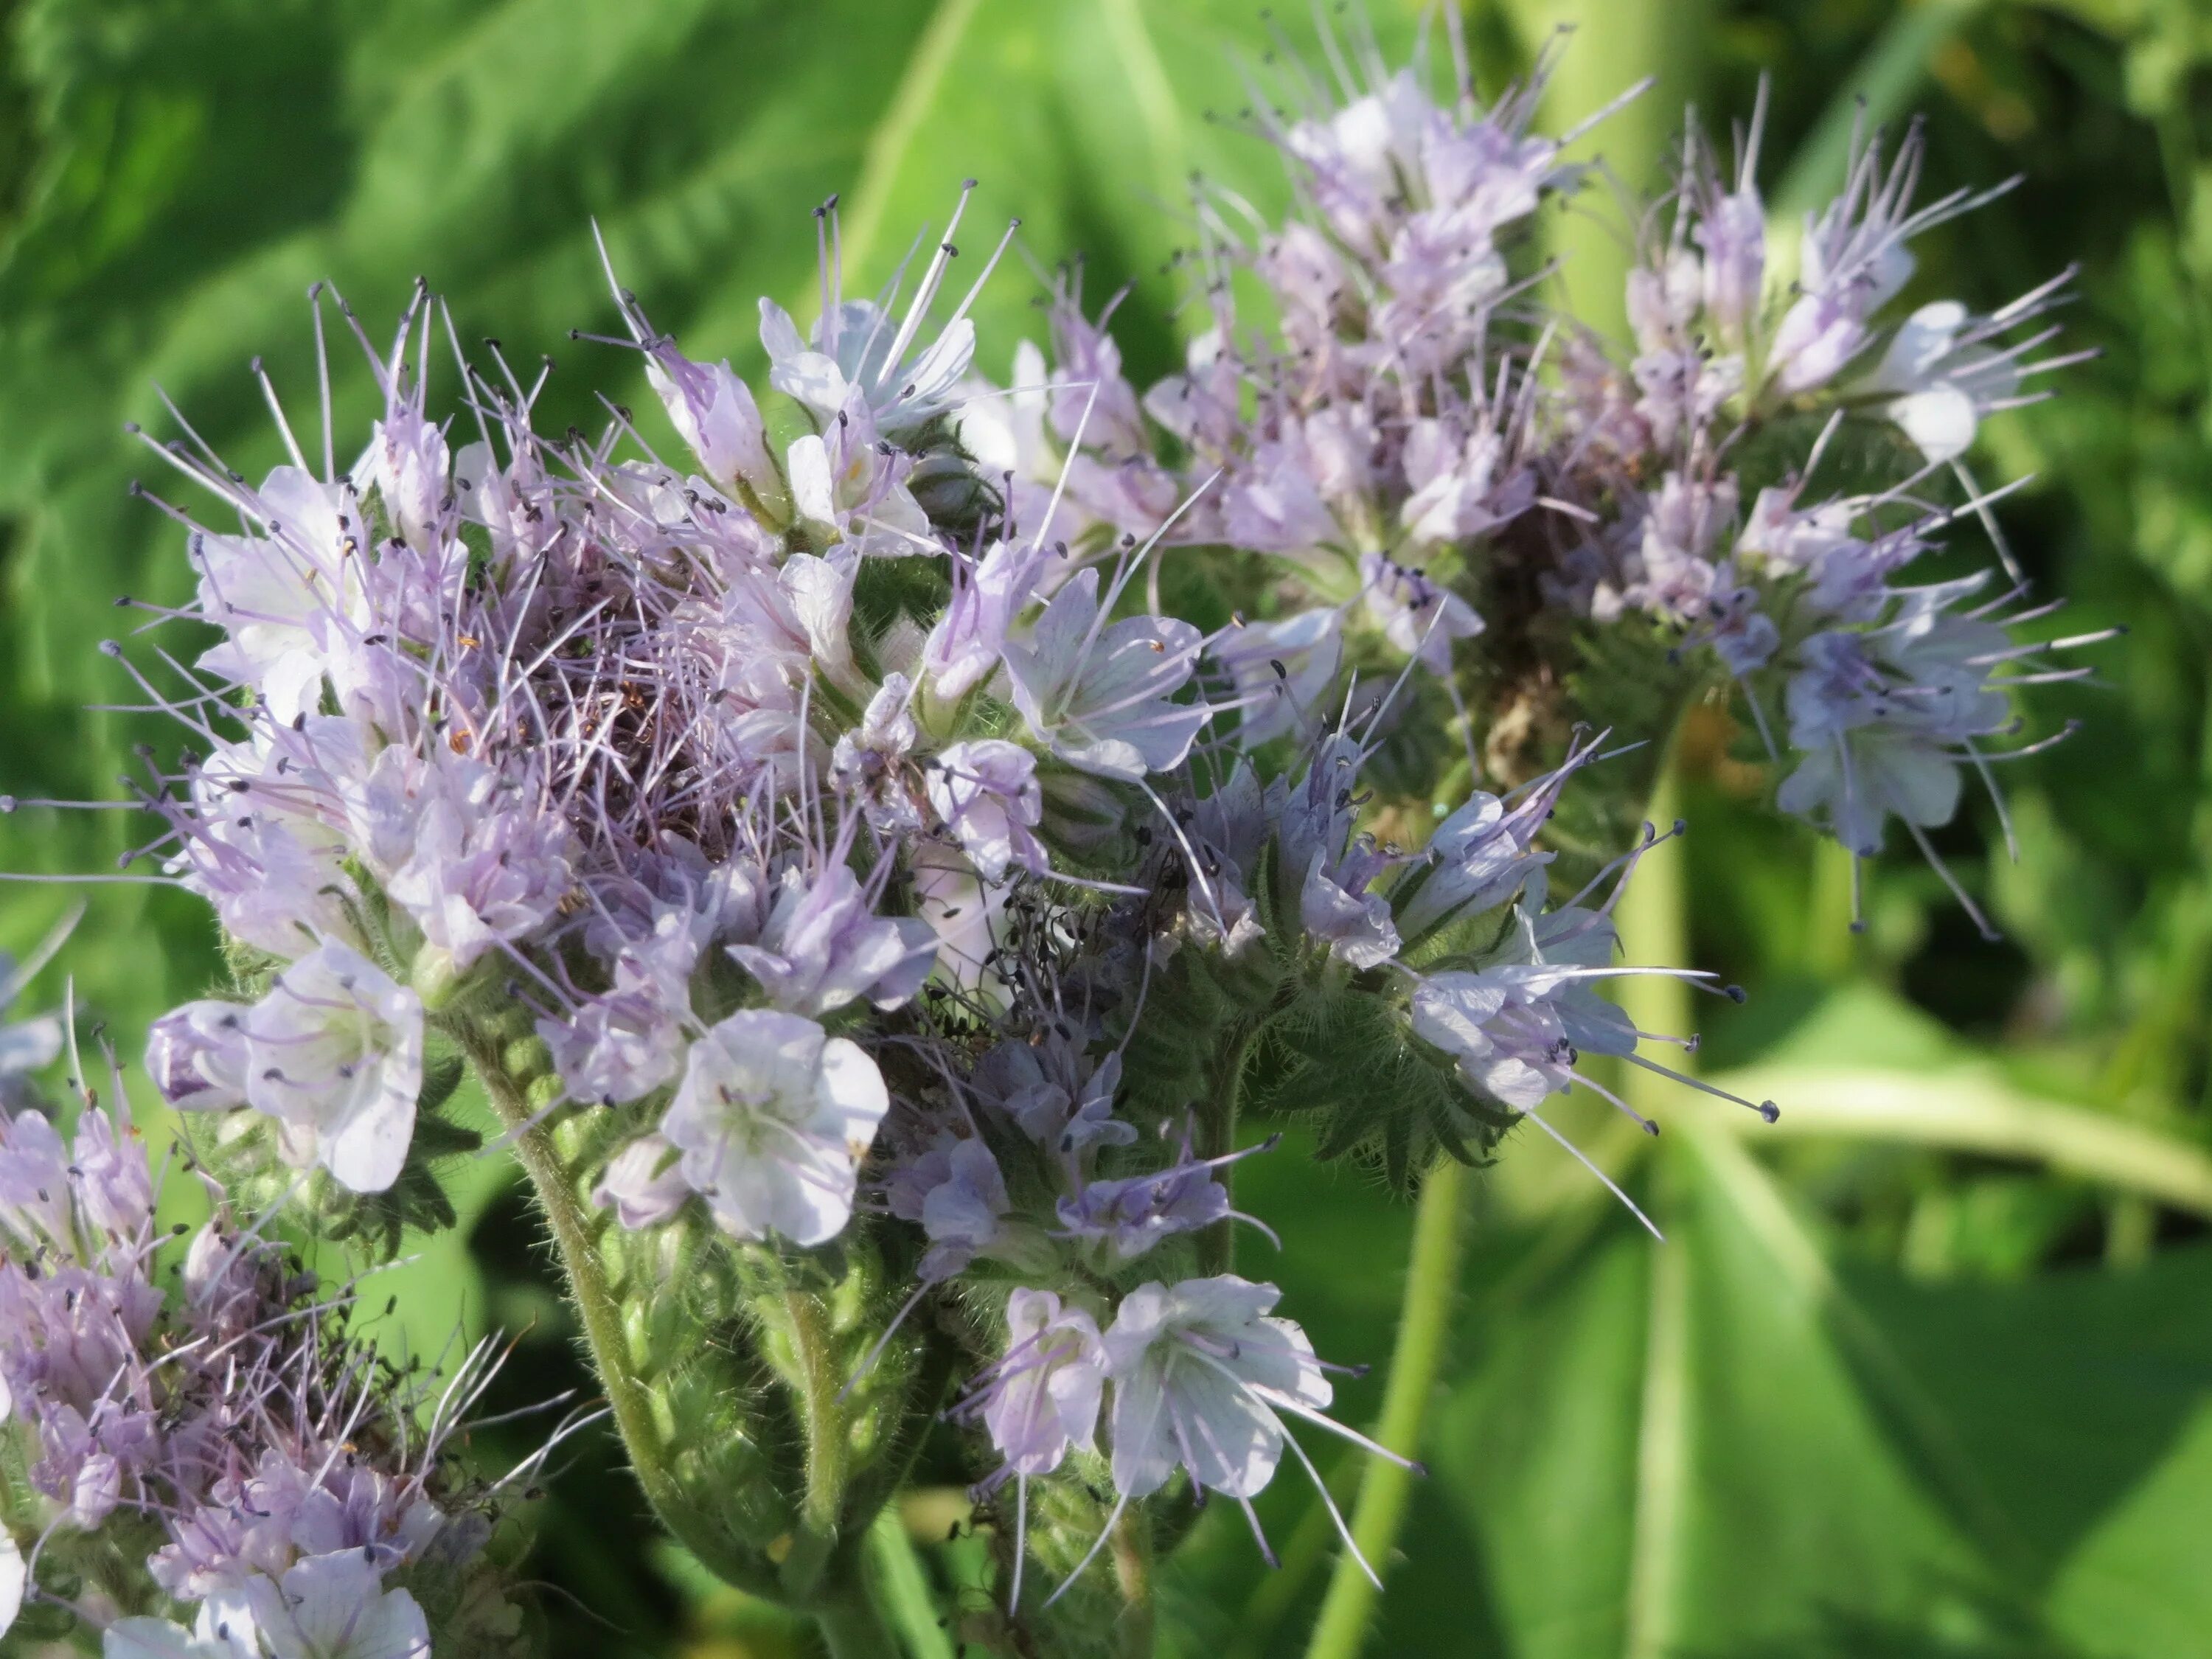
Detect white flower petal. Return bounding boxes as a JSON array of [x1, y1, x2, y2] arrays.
[[1886, 384, 1978, 463], [0, 1529, 21, 1642]]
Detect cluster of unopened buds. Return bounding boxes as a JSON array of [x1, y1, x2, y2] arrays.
[[0, 13, 2099, 1652]]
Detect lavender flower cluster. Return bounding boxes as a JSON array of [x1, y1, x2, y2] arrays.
[[0, 1035, 569, 1657], [1, 18, 2093, 1648], [1004, 56, 2096, 934]]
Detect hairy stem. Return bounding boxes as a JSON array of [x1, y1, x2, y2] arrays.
[[1301, 1155, 1470, 1659], [460, 1029, 779, 1601], [779, 1286, 850, 1601]]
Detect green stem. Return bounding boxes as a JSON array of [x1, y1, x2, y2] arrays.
[[459, 1030, 779, 1601], [1623, 1150, 1691, 1659], [781, 1287, 851, 1601], [1301, 1155, 1471, 1659], [1615, 762, 1691, 1117], [864, 1505, 956, 1659], [1198, 1020, 1259, 1277], [816, 1593, 904, 1659], [1108, 1502, 1157, 1659]]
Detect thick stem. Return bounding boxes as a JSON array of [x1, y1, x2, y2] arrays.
[[779, 1287, 850, 1601], [1613, 758, 1692, 1659], [1300, 1155, 1471, 1659], [460, 1031, 779, 1601]]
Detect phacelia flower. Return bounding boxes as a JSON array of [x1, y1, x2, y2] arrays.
[[661, 1009, 891, 1245], [239, 942, 425, 1194], [1004, 568, 1210, 782]]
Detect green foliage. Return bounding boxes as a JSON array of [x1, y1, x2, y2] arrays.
[[1554, 616, 1705, 863], [1246, 978, 1511, 1189], [850, 544, 956, 645], [1119, 841, 1515, 1191], [388, 1540, 544, 1659]]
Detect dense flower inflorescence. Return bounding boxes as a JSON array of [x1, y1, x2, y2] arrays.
[[992, 31, 2101, 930], [0, 13, 2093, 1644]]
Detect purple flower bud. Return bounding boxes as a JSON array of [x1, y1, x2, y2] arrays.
[[760, 260, 978, 441], [977, 1041, 1134, 1164], [0, 1107, 74, 1251], [591, 1133, 689, 1230], [1696, 187, 1767, 336], [366, 395, 452, 558], [1281, 734, 1400, 970], [832, 675, 922, 832], [964, 1288, 1105, 1479], [66, 1447, 122, 1528], [541, 991, 686, 1108], [1256, 224, 1347, 359], [728, 862, 936, 1018], [175, 731, 361, 962], [1057, 1159, 1230, 1262], [785, 389, 931, 558], [1222, 434, 1335, 558], [189, 467, 366, 726], [66, 1105, 155, 1247], [924, 538, 1047, 704], [1045, 288, 1148, 458], [372, 750, 577, 973], [886, 1134, 1011, 1281], [1356, 552, 1482, 673], [1624, 472, 1739, 627]]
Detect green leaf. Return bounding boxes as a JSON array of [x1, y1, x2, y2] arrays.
[[1155, 1095, 2212, 1658], [1248, 981, 1511, 1190]]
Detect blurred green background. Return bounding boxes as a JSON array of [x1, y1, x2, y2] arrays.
[[3, 0, 2211, 1655]]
